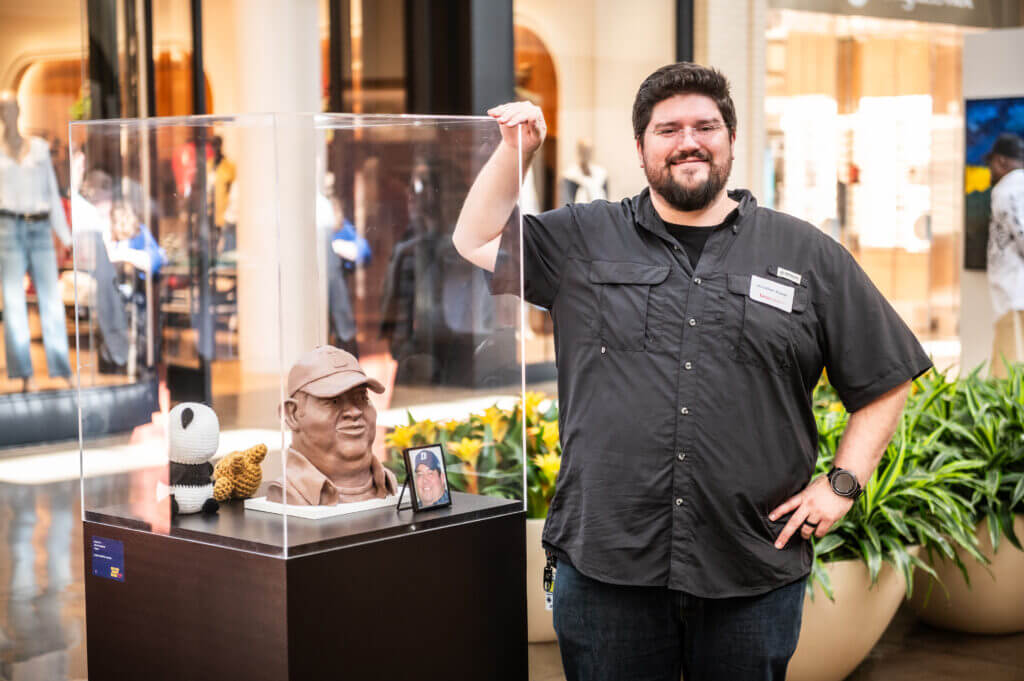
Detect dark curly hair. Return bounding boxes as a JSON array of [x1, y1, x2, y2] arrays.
[[632, 63, 736, 147]]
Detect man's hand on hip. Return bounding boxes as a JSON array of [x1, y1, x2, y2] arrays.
[[768, 475, 854, 549]]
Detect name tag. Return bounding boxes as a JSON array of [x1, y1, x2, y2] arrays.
[[749, 275, 794, 313], [776, 267, 802, 285]]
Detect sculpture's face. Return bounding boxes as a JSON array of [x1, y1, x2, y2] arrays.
[[293, 385, 376, 464], [415, 463, 444, 506]]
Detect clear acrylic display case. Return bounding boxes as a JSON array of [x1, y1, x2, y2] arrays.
[[71, 113, 526, 558]]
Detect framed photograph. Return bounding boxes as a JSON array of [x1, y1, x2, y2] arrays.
[[402, 444, 453, 512]]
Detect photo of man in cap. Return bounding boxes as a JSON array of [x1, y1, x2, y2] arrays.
[[411, 448, 450, 509], [986, 132, 1024, 377], [267, 345, 398, 505]]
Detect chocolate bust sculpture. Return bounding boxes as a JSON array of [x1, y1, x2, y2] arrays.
[[267, 346, 398, 505]]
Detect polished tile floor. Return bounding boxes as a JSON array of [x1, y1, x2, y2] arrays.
[[2, 474, 1023, 680]]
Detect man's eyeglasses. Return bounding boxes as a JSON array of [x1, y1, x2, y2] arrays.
[[649, 122, 726, 144]]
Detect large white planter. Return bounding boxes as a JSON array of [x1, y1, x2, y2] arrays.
[[787, 554, 911, 681], [526, 517, 557, 642], [908, 514, 1024, 634]]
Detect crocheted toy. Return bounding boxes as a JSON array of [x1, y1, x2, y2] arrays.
[[167, 402, 220, 516], [212, 444, 267, 501]]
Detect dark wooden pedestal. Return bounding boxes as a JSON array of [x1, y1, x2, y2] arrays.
[[83, 493, 527, 681]]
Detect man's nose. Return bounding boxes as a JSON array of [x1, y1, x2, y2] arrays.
[[675, 129, 702, 153]]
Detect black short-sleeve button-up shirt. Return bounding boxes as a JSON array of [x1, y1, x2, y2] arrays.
[[490, 188, 932, 598]]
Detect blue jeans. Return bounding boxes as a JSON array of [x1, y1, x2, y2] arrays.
[[0, 215, 71, 379], [553, 560, 806, 681]]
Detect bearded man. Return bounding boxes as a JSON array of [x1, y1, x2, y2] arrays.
[[452, 63, 931, 681]]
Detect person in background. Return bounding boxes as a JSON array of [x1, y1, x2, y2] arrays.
[[985, 132, 1024, 378], [0, 92, 72, 391]]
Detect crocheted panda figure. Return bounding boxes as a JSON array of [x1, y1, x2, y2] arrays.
[[168, 402, 220, 516]]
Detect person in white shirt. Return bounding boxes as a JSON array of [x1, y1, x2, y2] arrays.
[[986, 132, 1024, 378], [0, 92, 72, 391]]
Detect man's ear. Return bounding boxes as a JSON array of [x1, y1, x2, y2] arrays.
[[282, 398, 301, 431], [636, 137, 644, 169]]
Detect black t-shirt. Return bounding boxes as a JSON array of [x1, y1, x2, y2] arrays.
[[662, 208, 739, 268]]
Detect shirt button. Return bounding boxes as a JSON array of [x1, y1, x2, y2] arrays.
[[688, 318, 697, 327], [684, 361, 693, 370], [600, 346, 606, 354], [675, 498, 683, 506], [680, 407, 689, 415], [677, 452, 686, 461], [694, 277, 702, 285], [674, 245, 681, 251]]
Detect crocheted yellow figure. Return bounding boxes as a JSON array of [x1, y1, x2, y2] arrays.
[[213, 444, 267, 501]]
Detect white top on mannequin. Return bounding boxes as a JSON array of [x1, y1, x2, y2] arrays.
[[562, 162, 608, 204], [988, 167, 1024, 318], [0, 136, 71, 245]]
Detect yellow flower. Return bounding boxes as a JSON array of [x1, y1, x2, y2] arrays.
[[532, 452, 561, 482], [828, 402, 844, 413], [541, 421, 560, 452], [479, 405, 510, 443], [417, 419, 438, 443], [386, 424, 417, 450], [527, 426, 541, 439], [448, 437, 484, 469], [441, 419, 461, 433], [523, 391, 546, 422]]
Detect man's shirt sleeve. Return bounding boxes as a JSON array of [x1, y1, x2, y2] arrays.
[[488, 205, 576, 309], [820, 244, 933, 412]]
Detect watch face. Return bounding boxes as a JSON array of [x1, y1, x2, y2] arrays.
[[832, 470, 857, 495]]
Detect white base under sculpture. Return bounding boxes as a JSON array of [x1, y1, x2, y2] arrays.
[[244, 494, 399, 519]]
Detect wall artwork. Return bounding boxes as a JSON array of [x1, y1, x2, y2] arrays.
[[964, 97, 1024, 271]]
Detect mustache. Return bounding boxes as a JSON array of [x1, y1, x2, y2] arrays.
[[667, 151, 710, 164]]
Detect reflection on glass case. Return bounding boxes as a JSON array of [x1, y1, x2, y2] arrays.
[[71, 113, 526, 559]]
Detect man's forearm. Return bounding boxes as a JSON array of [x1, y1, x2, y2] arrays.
[[832, 380, 912, 486], [452, 142, 529, 272]]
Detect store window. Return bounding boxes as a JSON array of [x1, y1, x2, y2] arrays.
[[0, 1, 85, 408], [765, 9, 983, 367]]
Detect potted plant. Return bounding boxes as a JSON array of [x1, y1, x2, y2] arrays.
[[907, 363, 1024, 633], [788, 371, 985, 681]]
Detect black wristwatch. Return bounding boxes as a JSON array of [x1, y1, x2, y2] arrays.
[[827, 466, 863, 500]]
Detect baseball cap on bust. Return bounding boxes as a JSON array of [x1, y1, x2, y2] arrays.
[[287, 345, 385, 398], [986, 133, 1024, 163], [413, 449, 442, 473]]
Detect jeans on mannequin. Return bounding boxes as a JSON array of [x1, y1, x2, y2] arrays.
[[0, 215, 71, 380]]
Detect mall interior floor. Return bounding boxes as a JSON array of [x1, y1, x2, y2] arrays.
[[1, 475, 1023, 680]]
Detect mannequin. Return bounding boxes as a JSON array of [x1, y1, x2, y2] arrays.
[[0, 92, 72, 391], [561, 138, 608, 205]]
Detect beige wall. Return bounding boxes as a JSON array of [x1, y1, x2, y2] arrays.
[[694, 0, 767, 199], [514, 0, 675, 202]]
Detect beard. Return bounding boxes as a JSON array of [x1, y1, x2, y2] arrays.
[[644, 147, 732, 212]]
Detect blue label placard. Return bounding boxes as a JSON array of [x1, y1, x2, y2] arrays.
[[91, 537, 125, 582]]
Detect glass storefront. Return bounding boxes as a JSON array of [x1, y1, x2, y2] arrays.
[[765, 9, 985, 369]]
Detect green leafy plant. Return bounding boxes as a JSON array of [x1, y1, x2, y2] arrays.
[[919, 362, 1024, 554], [808, 369, 986, 601]]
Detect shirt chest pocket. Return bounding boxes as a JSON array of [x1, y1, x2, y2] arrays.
[[589, 260, 671, 350], [724, 273, 808, 373]]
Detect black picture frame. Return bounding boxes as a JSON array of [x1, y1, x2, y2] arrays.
[[402, 443, 453, 512]]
